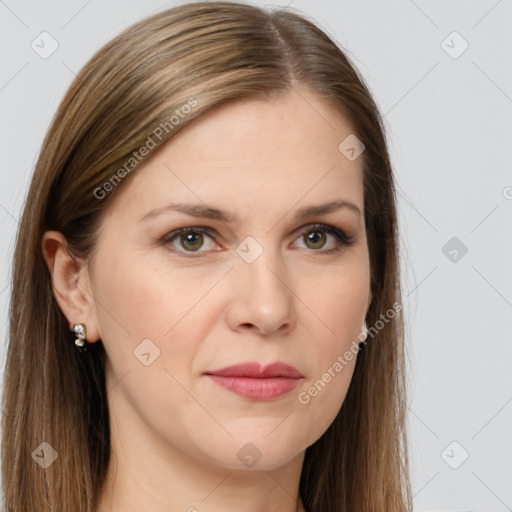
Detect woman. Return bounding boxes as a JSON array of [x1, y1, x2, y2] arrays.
[[1, 2, 412, 511]]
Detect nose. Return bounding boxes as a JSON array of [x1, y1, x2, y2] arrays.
[[225, 243, 297, 336]]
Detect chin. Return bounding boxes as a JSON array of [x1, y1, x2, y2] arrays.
[[200, 438, 303, 472]]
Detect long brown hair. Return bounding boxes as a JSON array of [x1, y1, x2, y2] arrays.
[[1, 2, 412, 510]]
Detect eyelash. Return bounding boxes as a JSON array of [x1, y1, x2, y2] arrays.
[[160, 223, 355, 258]]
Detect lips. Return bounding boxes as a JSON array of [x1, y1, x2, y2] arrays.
[[204, 362, 303, 400], [205, 361, 303, 379]]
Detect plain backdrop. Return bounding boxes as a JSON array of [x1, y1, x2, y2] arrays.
[[0, 1, 511, 510]]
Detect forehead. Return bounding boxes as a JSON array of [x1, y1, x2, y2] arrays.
[[106, 87, 364, 224], [166, 88, 357, 161]]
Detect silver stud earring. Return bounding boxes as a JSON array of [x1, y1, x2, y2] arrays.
[[72, 323, 88, 353]]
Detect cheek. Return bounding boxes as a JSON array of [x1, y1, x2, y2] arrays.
[[290, 264, 367, 441], [91, 252, 215, 448], [297, 358, 357, 440], [91, 248, 223, 386], [92, 246, 209, 341], [299, 261, 369, 349], [295, 316, 360, 448]]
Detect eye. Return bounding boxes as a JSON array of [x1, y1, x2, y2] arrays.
[[160, 223, 354, 257], [292, 223, 354, 255], [161, 226, 219, 255]]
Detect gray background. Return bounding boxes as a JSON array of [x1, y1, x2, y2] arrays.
[[1, 0, 511, 510]]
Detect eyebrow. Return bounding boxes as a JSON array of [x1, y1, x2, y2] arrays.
[[136, 199, 362, 224]]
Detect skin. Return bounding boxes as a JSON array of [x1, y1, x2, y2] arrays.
[[42, 86, 371, 512]]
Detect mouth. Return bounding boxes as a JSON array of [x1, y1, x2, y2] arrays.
[[204, 361, 303, 401]]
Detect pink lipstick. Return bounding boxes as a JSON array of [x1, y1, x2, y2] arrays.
[[204, 362, 303, 400]]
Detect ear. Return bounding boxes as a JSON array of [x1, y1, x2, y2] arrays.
[[41, 230, 101, 343]]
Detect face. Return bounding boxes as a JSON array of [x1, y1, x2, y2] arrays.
[[82, 87, 370, 471]]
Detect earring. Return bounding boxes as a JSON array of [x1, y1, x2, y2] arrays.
[[71, 323, 88, 353]]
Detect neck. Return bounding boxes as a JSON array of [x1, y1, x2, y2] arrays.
[[96, 447, 307, 512]]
